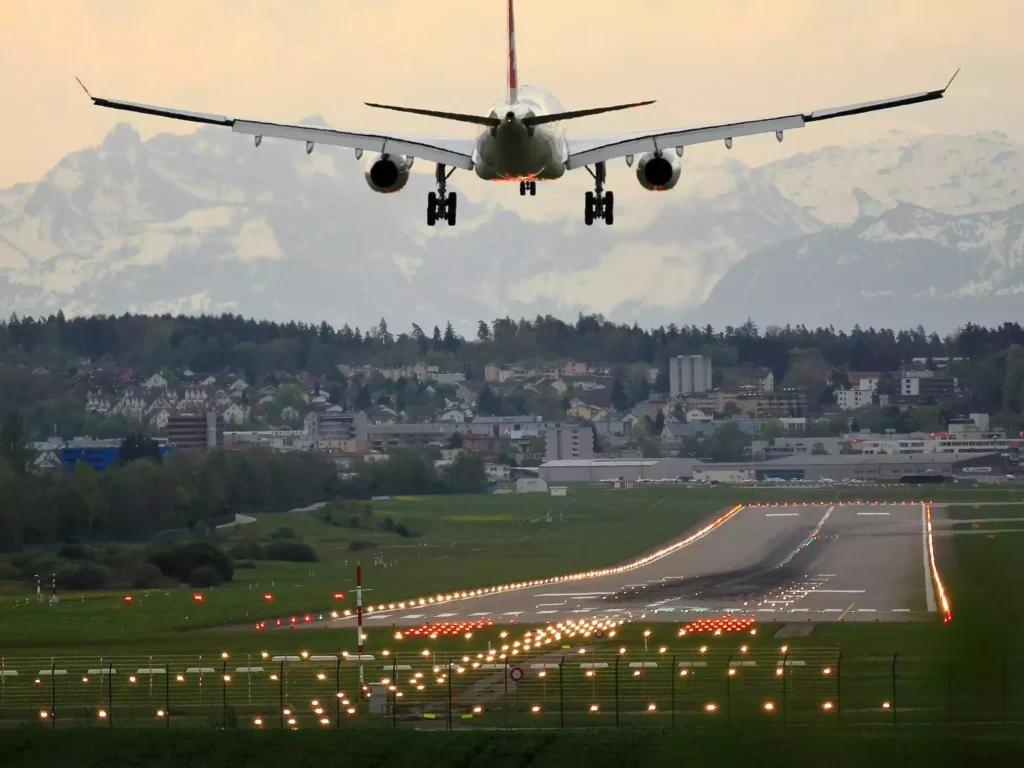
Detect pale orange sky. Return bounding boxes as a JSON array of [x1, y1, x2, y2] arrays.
[[1, 0, 1020, 188]]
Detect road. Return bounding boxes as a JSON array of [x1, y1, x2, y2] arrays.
[[306, 502, 938, 630]]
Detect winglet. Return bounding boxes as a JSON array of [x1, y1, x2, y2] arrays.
[[75, 76, 94, 99], [943, 67, 961, 93]]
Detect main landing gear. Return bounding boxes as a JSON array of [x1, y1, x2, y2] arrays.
[[584, 161, 614, 226], [519, 180, 537, 196], [427, 163, 457, 226]]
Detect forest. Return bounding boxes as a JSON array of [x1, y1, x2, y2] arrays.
[[2, 312, 1023, 431]]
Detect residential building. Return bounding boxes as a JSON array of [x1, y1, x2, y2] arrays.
[[485, 463, 512, 483], [901, 375, 957, 398], [308, 407, 369, 442], [835, 388, 874, 411], [561, 361, 588, 378], [142, 373, 168, 389], [686, 409, 714, 424], [221, 403, 250, 425], [167, 411, 223, 449], [471, 415, 545, 439], [433, 372, 466, 385], [847, 372, 881, 392], [669, 356, 713, 397], [545, 426, 595, 462], [367, 424, 459, 452]]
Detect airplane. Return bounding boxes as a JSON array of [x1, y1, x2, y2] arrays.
[[77, 0, 957, 228]]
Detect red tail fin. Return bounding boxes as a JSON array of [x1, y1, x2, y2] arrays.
[[507, 0, 519, 103]]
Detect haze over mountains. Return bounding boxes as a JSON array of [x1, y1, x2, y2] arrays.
[[1, 122, 1021, 333]]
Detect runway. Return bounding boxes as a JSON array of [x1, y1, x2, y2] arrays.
[[302, 502, 940, 631]]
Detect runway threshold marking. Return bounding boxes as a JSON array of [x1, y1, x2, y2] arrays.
[[837, 602, 857, 620]]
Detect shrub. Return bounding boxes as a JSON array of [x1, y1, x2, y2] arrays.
[[0, 561, 23, 582], [57, 562, 111, 590], [393, 522, 413, 538], [58, 543, 95, 561], [147, 541, 234, 584], [229, 540, 266, 561], [269, 527, 296, 540], [346, 540, 375, 552], [264, 541, 319, 563], [188, 565, 223, 588], [131, 562, 164, 589], [384, 517, 395, 531]]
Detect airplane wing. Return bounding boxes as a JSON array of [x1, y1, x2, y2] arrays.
[[77, 81, 477, 170], [565, 71, 959, 169]]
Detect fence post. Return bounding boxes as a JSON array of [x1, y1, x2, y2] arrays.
[[392, 655, 398, 730], [671, 655, 677, 728], [614, 655, 620, 727], [503, 658, 509, 730], [108, 662, 114, 727], [559, 657, 565, 729], [891, 653, 898, 725], [1003, 651, 1008, 723], [335, 657, 341, 729], [221, 661, 227, 727], [836, 653, 842, 725], [165, 663, 170, 728], [782, 652, 788, 726], [726, 653, 733, 727], [447, 658, 453, 732], [279, 660, 285, 729], [947, 653, 953, 723], [50, 661, 55, 729]]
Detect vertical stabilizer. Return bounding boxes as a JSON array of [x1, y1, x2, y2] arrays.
[[507, 0, 519, 103]]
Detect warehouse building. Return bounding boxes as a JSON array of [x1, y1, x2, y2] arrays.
[[691, 452, 1011, 483], [539, 458, 698, 483]]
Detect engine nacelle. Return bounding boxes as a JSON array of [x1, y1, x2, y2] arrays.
[[364, 153, 412, 194], [635, 151, 681, 191]]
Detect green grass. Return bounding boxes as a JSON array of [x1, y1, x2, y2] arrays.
[[4, 725, 1024, 767], [1, 484, 1021, 659]]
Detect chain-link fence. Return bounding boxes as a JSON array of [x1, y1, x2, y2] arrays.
[[2, 648, 1022, 729]]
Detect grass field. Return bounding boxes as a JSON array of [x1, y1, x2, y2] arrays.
[[1, 484, 1021, 660], [4, 725, 1024, 768]]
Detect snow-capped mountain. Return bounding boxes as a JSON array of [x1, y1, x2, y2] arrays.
[[696, 202, 1024, 330], [0, 123, 1022, 332]]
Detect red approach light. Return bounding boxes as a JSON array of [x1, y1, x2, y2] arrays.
[[263, 594, 273, 601], [275, 619, 282, 627], [290, 616, 297, 625], [333, 593, 345, 600], [304, 615, 312, 623], [192, 594, 203, 602], [123, 595, 133, 602]]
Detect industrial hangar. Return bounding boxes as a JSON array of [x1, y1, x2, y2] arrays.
[[538, 453, 1012, 484]]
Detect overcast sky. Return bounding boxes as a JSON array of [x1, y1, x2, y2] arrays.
[[2, 0, 1022, 188]]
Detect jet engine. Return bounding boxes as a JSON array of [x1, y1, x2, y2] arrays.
[[364, 153, 412, 193], [635, 151, 681, 191]]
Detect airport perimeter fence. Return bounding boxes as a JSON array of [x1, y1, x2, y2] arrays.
[[2, 647, 1024, 730]]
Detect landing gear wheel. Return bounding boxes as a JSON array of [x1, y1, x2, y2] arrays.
[[583, 161, 611, 225], [446, 192, 457, 226], [519, 181, 527, 196], [427, 192, 437, 227], [529, 181, 537, 196]]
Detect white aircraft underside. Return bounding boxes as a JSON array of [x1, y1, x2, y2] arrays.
[[78, 1, 956, 227]]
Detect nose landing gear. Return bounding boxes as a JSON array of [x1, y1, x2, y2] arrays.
[[428, 163, 457, 226], [519, 180, 537, 196], [584, 161, 614, 226]]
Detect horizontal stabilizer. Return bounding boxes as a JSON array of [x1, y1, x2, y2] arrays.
[[365, 102, 500, 127], [523, 100, 656, 127]]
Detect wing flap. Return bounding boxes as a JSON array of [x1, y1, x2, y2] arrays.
[[567, 115, 803, 169], [82, 89, 476, 169]]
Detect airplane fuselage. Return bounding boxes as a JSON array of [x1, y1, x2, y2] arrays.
[[473, 85, 567, 181]]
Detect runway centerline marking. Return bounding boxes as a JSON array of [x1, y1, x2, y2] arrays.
[[811, 590, 866, 594], [536, 593, 613, 597], [766, 513, 800, 517], [857, 512, 891, 516]]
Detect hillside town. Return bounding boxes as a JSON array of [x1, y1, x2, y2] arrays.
[[22, 351, 1021, 484]]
